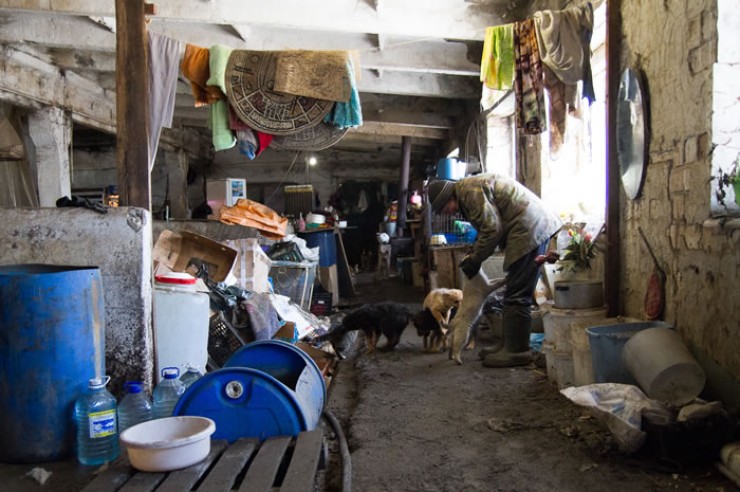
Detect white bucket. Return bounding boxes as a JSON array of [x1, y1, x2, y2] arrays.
[[622, 328, 706, 406], [542, 341, 575, 389], [543, 306, 608, 353]]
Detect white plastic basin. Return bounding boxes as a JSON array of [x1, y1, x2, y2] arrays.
[[120, 416, 216, 472]]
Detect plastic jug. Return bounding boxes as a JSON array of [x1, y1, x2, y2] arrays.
[[117, 381, 152, 433], [74, 376, 120, 465], [180, 363, 204, 389], [152, 367, 185, 419], [153, 272, 209, 383]]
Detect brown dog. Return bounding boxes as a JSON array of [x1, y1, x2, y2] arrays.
[[421, 288, 463, 352]]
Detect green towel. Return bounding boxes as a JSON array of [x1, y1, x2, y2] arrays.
[[481, 25, 514, 90], [210, 100, 236, 151], [206, 44, 234, 95]]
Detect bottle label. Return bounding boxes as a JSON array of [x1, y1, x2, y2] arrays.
[[88, 410, 116, 438]]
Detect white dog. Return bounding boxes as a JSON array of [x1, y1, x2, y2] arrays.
[[448, 270, 506, 365]]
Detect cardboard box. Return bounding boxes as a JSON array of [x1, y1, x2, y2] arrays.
[[272, 321, 298, 344], [224, 238, 272, 292], [153, 229, 237, 282]]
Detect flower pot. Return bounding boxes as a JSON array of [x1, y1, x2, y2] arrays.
[[543, 260, 592, 296]]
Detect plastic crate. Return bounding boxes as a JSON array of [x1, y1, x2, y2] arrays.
[[207, 313, 247, 368], [310, 291, 333, 316], [269, 261, 317, 311]]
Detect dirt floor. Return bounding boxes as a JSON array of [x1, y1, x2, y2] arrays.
[[318, 273, 737, 492]]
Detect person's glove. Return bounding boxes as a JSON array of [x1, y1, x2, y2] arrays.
[[459, 255, 481, 279]]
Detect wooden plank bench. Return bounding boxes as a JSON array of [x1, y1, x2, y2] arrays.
[[80, 429, 324, 492]]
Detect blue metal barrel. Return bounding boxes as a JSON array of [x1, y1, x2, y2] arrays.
[[0, 265, 105, 462], [298, 230, 337, 266]]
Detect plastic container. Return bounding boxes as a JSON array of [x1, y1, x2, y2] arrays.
[[75, 376, 120, 466], [436, 158, 466, 180], [541, 342, 575, 388], [153, 367, 186, 419], [570, 317, 639, 387], [120, 416, 216, 472], [298, 230, 337, 266], [269, 261, 317, 311], [117, 381, 153, 434], [175, 340, 326, 442], [586, 321, 674, 385], [153, 272, 209, 383], [543, 306, 607, 389], [180, 364, 204, 390], [0, 264, 105, 462], [622, 327, 706, 406]]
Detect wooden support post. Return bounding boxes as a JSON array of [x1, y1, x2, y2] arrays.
[[605, 0, 621, 317], [115, 0, 151, 209], [397, 135, 411, 235]]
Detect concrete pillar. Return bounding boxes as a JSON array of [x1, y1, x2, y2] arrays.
[[26, 107, 72, 207], [163, 149, 189, 219]]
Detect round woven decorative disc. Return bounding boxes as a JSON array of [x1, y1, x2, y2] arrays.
[[270, 122, 349, 151], [225, 50, 333, 136]]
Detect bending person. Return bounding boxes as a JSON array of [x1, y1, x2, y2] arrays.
[[427, 174, 561, 367]]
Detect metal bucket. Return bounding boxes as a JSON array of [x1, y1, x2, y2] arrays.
[[0, 264, 105, 462], [174, 340, 325, 442]]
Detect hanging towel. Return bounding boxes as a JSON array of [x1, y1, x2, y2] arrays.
[[147, 31, 182, 170], [533, 2, 595, 103], [180, 44, 225, 107], [514, 19, 547, 135], [228, 106, 274, 156], [323, 55, 363, 129], [480, 24, 515, 91], [209, 100, 236, 151], [236, 130, 259, 159], [206, 44, 234, 96]]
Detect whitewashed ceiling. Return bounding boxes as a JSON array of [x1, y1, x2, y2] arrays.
[[0, 0, 532, 168]]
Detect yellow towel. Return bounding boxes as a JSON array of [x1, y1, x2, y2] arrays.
[[480, 25, 515, 91]]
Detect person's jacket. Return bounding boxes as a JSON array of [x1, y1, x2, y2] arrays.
[[454, 173, 562, 270]]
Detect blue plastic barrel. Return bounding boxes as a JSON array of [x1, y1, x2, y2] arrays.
[[586, 321, 673, 385], [175, 340, 325, 443], [298, 230, 337, 266], [436, 158, 466, 180], [0, 264, 105, 462]]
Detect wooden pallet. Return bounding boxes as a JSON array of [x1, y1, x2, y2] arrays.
[[81, 429, 324, 492]]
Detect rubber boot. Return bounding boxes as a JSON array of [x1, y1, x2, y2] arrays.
[[482, 305, 532, 368], [478, 313, 504, 359]]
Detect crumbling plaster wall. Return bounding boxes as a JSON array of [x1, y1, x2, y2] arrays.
[[0, 207, 153, 396], [619, 0, 740, 393]]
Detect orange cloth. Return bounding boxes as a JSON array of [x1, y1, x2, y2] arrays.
[[181, 44, 225, 107], [217, 199, 288, 239]]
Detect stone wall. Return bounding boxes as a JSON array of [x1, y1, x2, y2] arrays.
[[0, 207, 153, 396], [619, 0, 740, 404]]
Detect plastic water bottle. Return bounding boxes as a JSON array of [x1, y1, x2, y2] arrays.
[[179, 364, 203, 390], [152, 367, 185, 419], [117, 381, 153, 434], [74, 376, 120, 466]]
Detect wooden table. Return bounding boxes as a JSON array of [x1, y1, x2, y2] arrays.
[[81, 430, 324, 492]]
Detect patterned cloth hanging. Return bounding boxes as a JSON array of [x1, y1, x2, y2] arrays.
[[513, 19, 547, 135]]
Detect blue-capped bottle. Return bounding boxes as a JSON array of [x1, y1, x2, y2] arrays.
[[117, 381, 153, 434], [74, 376, 120, 466], [179, 364, 203, 390], [152, 367, 185, 419]]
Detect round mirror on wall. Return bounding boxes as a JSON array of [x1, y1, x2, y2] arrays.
[[616, 68, 648, 200]]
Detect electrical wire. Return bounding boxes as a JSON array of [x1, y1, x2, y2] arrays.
[[265, 151, 301, 207], [322, 409, 352, 492]]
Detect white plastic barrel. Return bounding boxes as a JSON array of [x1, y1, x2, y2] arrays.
[[153, 273, 210, 383], [622, 327, 706, 406]]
